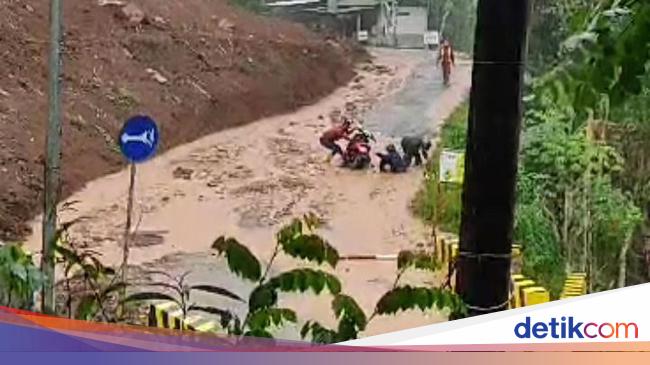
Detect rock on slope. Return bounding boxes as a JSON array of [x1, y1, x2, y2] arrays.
[[0, 0, 362, 240]]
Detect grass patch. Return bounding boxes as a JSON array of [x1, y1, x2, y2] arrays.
[[412, 101, 468, 234]]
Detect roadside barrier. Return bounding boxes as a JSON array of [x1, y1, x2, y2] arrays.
[[509, 274, 550, 309], [560, 273, 587, 299], [434, 235, 522, 265], [148, 301, 219, 333], [509, 272, 589, 309]]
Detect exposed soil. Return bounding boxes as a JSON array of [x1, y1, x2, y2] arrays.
[[0, 0, 362, 241]]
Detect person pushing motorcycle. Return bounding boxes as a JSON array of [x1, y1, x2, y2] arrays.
[[342, 126, 375, 169], [437, 38, 455, 86], [320, 118, 353, 162]]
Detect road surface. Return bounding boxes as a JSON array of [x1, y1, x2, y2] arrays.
[[26, 48, 472, 339]]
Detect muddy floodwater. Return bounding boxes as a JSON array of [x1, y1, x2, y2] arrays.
[[26, 48, 472, 339]]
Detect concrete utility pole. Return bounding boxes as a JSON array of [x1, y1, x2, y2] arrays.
[[42, 0, 64, 314], [327, 0, 338, 14], [454, 0, 531, 317]]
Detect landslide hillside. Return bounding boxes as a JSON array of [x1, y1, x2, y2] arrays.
[[0, 0, 362, 240]]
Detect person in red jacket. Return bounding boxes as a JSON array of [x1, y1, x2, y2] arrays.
[[437, 38, 456, 85], [320, 119, 353, 162]]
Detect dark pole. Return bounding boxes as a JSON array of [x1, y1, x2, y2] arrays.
[[454, 0, 531, 317]]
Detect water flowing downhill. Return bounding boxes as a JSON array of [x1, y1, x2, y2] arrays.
[[25, 48, 472, 338]]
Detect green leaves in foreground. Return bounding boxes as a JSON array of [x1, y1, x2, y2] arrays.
[[332, 294, 367, 341], [247, 308, 297, 331], [298, 295, 367, 344], [268, 269, 341, 295], [397, 250, 442, 272], [190, 285, 244, 302], [123, 292, 179, 305], [301, 321, 339, 344], [248, 284, 278, 312], [277, 218, 339, 268], [375, 286, 467, 317], [212, 237, 262, 282], [248, 269, 341, 312], [75, 295, 100, 321]]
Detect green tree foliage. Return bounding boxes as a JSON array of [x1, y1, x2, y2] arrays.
[[527, 0, 600, 75], [590, 178, 643, 289], [211, 237, 262, 282], [533, 0, 650, 124], [415, 0, 649, 295], [515, 174, 566, 297], [521, 0, 648, 291], [375, 286, 464, 315], [426, 0, 477, 53]]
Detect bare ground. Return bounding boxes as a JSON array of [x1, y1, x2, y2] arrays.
[[0, 0, 361, 241]]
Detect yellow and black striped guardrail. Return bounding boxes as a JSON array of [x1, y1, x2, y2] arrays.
[[509, 274, 550, 309], [560, 273, 587, 299], [434, 235, 522, 265], [509, 272, 589, 309], [148, 301, 220, 333]]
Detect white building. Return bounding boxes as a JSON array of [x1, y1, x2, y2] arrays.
[[267, 0, 434, 49]]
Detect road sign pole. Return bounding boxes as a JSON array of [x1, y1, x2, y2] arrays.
[[121, 163, 136, 287], [117, 115, 159, 315], [41, 0, 64, 315], [117, 162, 136, 318]]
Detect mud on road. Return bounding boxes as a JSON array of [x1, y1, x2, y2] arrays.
[[26, 48, 472, 339]]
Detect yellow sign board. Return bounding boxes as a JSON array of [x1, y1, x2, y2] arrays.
[[439, 150, 465, 184]]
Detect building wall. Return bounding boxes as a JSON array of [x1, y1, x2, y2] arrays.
[[395, 6, 427, 48]]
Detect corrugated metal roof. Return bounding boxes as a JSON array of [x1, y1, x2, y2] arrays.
[[267, 0, 380, 8], [267, 0, 320, 7], [338, 0, 380, 6], [302, 6, 375, 13]]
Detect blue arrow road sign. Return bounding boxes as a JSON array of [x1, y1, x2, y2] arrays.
[[119, 115, 160, 163]]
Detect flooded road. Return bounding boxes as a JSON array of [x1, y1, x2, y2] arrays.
[[26, 48, 472, 339]]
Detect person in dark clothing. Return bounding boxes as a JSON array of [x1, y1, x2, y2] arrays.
[[401, 136, 432, 167], [320, 119, 353, 162], [376, 144, 408, 173]]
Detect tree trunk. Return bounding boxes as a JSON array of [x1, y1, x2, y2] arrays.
[[439, 0, 452, 37], [582, 178, 590, 273], [454, 0, 531, 317], [617, 235, 633, 288], [563, 188, 572, 271]]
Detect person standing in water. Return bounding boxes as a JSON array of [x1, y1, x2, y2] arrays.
[[437, 38, 456, 86]]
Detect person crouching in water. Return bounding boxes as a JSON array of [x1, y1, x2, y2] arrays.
[[320, 119, 353, 163], [376, 144, 408, 173], [401, 135, 432, 167]]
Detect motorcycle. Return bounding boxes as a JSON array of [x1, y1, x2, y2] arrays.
[[343, 128, 375, 170]]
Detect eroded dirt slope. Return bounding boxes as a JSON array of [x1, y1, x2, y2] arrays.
[[0, 0, 361, 240]]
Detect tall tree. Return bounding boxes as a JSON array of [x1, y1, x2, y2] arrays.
[[454, 0, 531, 317]]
